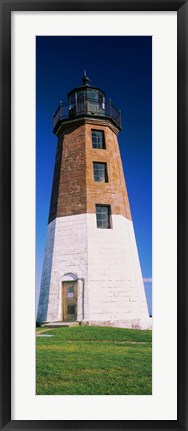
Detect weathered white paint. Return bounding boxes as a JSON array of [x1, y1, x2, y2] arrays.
[[87, 318, 152, 330], [87, 214, 149, 324], [37, 213, 150, 329], [37, 214, 88, 322]]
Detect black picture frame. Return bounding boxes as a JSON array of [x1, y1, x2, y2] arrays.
[[0, 1, 187, 430]]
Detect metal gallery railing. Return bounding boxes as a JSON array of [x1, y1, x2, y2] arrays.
[[53, 96, 122, 130]]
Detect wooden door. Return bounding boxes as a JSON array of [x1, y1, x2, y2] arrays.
[[62, 282, 77, 322]]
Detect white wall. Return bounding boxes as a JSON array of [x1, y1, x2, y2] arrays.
[[87, 214, 149, 322], [37, 214, 89, 322], [37, 213, 149, 326]]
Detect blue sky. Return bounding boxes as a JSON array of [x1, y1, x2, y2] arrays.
[[36, 36, 152, 315]]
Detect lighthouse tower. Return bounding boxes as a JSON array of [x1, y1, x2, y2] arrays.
[[37, 73, 150, 329]]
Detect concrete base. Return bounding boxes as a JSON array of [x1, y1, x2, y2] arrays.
[[40, 318, 152, 330], [84, 318, 152, 330], [41, 321, 80, 328]]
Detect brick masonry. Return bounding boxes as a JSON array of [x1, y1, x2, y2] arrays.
[[49, 118, 131, 223], [49, 123, 87, 222]]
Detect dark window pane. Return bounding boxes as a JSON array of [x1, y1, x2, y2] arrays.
[[92, 130, 105, 149], [77, 91, 86, 101], [103, 219, 109, 229], [69, 94, 76, 109], [68, 286, 74, 293], [96, 205, 111, 229], [97, 219, 103, 227], [93, 162, 108, 182], [98, 92, 105, 110], [67, 305, 76, 315], [87, 89, 98, 101]]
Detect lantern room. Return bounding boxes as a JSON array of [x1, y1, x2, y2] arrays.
[[53, 71, 122, 133]]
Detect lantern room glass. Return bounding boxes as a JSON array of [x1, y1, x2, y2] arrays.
[[68, 88, 105, 118]]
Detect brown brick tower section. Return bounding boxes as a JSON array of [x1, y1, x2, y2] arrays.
[[49, 117, 131, 223], [85, 121, 131, 219], [49, 123, 87, 223]]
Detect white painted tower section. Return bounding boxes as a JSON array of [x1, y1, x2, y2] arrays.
[[37, 213, 150, 329], [37, 214, 89, 323], [87, 214, 149, 329]]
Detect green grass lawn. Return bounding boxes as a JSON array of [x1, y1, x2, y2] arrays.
[[36, 326, 152, 395]]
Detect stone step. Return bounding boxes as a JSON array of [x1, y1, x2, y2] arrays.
[[41, 321, 80, 328]]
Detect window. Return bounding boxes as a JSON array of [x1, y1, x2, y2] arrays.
[[98, 93, 105, 110], [87, 89, 98, 101], [68, 286, 74, 294], [96, 205, 111, 229], [69, 93, 76, 109], [67, 286, 74, 298], [67, 305, 76, 315], [93, 162, 108, 182], [92, 130, 105, 149], [77, 90, 86, 101]]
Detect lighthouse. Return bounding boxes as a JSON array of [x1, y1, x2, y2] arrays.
[[37, 73, 150, 329]]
